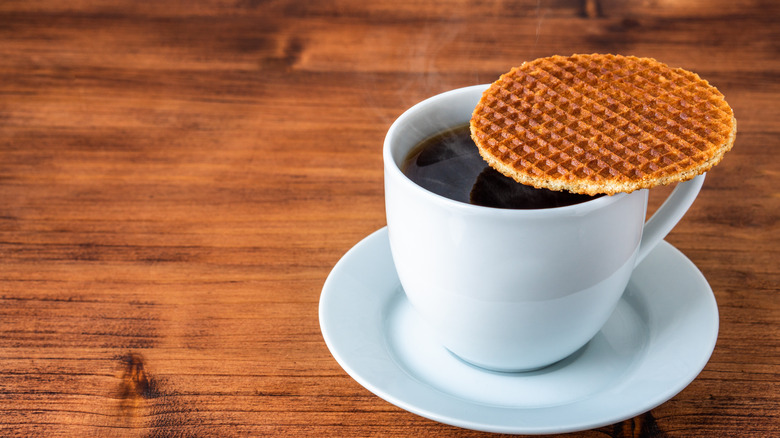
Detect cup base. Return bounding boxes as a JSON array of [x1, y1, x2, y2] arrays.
[[446, 344, 586, 374]]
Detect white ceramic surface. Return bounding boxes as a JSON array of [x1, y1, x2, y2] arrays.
[[319, 228, 719, 435], [384, 85, 705, 371]]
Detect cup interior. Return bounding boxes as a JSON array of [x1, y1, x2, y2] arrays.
[[385, 85, 488, 169], [384, 85, 621, 214]]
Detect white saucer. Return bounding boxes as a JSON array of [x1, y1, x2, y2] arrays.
[[319, 228, 718, 435]]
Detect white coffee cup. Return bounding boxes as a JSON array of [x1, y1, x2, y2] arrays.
[[384, 85, 704, 371]]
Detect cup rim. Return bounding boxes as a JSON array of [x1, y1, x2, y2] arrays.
[[383, 85, 630, 217]]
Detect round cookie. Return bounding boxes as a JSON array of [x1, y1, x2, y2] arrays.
[[470, 54, 737, 195]]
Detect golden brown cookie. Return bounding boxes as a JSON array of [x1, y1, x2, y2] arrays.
[[470, 54, 736, 195]]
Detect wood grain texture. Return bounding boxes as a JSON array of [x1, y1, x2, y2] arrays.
[[0, 0, 777, 436]]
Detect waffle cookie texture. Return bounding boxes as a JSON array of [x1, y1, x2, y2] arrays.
[[470, 54, 736, 195]]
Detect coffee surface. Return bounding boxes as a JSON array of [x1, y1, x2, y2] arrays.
[[402, 124, 601, 209]]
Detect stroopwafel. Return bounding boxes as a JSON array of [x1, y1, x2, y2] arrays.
[[470, 54, 736, 195]]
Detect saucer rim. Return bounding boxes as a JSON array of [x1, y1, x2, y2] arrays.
[[319, 227, 719, 434]]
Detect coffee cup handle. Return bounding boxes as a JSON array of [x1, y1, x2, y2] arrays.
[[635, 174, 705, 266]]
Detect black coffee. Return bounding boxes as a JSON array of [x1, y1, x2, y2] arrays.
[[402, 124, 601, 209]]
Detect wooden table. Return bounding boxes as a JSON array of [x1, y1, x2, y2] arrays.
[[1, 1, 777, 436]]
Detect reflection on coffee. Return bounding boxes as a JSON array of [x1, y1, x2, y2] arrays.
[[402, 124, 601, 209]]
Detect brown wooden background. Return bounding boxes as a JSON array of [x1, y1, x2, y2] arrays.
[[0, 0, 777, 436]]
